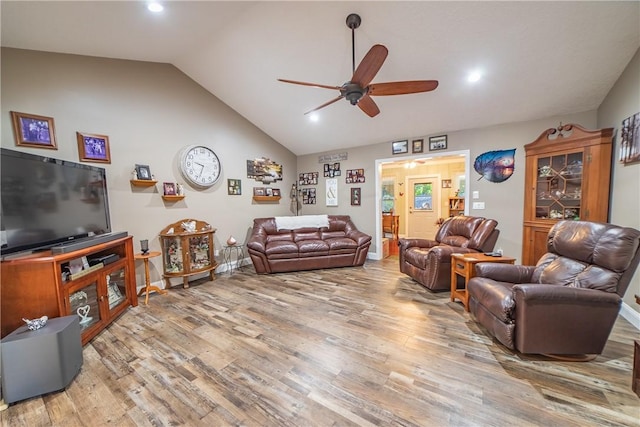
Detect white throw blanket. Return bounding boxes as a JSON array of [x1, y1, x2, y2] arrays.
[[275, 214, 329, 230]]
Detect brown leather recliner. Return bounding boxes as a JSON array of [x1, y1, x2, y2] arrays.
[[468, 220, 640, 356], [398, 216, 499, 291]]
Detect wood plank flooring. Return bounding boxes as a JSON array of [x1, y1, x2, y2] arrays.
[[2, 257, 639, 426]]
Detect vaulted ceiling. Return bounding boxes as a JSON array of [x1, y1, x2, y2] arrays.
[[2, 1, 639, 155]]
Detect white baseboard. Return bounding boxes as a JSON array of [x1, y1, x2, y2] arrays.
[[620, 302, 640, 330]]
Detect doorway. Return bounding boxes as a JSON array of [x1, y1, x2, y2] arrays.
[[375, 150, 470, 259], [407, 175, 440, 239]]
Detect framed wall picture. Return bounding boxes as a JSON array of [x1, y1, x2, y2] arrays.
[[429, 135, 448, 151], [272, 188, 281, 197], [346, 169, 365, 184], [228, 179, 241, 195], [163, 182, 176, 196], [135, 164, 153, 180], [302, 188, 316, 204], [10, 111, 57, 149], [299, 172, 319, 185], [253, 187, 265, 196], [442, 179, 452, 188], [351, 187, 361, 206], [392, 140, 409, 155], [326, 178, 338, 206], [77, 132, 111, 163], [412, 139, 424, 153]]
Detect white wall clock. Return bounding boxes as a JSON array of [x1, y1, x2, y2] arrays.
[[179, 145, 221, 188]]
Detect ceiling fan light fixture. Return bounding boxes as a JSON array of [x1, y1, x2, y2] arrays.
[[147, 2, 164, 13], [467, 70, 482, 83]]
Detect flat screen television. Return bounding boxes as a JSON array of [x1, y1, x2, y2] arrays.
[[1, 148, 112, 256]]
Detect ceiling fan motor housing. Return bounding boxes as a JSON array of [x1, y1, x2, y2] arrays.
[[341, 82, 366, 105]]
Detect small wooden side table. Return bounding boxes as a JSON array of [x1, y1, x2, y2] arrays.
[[450, 252, 516, 311], [135, 251, 167, 305]]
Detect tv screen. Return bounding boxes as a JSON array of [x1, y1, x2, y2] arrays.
[[1, 148, 112, 255]]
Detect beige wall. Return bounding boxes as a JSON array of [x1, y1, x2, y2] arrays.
[[598, 47, 640, 315], [1, 48, 297, 286], [296, 110, 597, 259]]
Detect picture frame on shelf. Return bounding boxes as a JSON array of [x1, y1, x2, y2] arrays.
[[351, 188, 361, 206], [76, 132, 111, 163], [253, 187, 265, 196], [163, 182, 176, 196], [412, 139, 424, 153], [228, 179, 241, 195], [265, 188, 273, 196], [392, 140, 409, 155], [429, 135, 448, 151], [272, 188, 281, 197], [135, 164, 153, 180], [10, 111, 57, 149]]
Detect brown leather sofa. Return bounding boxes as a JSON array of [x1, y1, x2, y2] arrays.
[[247, 215, 371, 274], [468, 220, 640, 356], [398, 216, 499, 291]]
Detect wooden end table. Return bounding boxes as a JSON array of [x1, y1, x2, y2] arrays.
[[135, 251, 167, 305], [450, 252, 516, 311]]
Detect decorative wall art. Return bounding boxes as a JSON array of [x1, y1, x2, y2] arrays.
[[351, 188, 361, 206], [253, 187, 265, 196], [247, 157, 283, 183], [412, 139, 424, 153], [429, 135, 447, 151], [324, 163, 341, 177], [392, 140, 409, 155], [442, 179, 452, 188], [299, 172, 319, 185], [11, 111, 57, 149], [620, 112, 640, 164], [346, 169, 365, 184], [474, 149, 516, 183], [77, 132, 111, 163], [318, 152, 348, 163], [326, 178, 338, 206], [302, 188, 316, 204], [228, 179, 241, 195]]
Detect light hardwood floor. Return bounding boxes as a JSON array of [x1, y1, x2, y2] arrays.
[[2, 257, 639, 426]]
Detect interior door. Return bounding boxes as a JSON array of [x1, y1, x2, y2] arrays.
[[407, 175, 440, 239]]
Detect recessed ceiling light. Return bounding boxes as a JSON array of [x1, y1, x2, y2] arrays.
[[309, 113, 319, 122], [147, 2, 164, 13], [467, 70, 482, 83]]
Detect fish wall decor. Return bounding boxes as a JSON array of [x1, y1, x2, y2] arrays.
[[474, 149, 516, 183]]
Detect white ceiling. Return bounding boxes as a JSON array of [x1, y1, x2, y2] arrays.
[[2, 1, 639, 156]]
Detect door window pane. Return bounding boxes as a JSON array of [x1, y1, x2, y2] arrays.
[[413, 182, 433, 211]]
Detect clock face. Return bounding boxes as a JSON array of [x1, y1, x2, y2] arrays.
[[180, 145, 221, 187]]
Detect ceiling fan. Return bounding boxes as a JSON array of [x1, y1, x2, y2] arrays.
[[278, 13, 438, 118]]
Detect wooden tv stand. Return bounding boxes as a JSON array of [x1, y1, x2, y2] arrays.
[[1, 235, 138, 345]]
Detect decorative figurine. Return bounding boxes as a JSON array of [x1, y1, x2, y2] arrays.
[[227, 236, 237, 246], [140, 239, 149, 255], [23, 316, 48, 331]]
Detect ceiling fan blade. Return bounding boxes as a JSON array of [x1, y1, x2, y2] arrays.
[[304, 95, 344, 115], [357, 94, 380, 117], [278, 79, 341, 91], [368, 80, 439, 96], [351, 44, 388, 87]]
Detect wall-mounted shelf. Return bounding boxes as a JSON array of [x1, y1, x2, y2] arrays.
[[253, 196, 281, 202], [162, 195, 185, 202], [130, 179, 157, 187]]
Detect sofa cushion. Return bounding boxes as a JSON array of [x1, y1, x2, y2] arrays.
[[266, 241, 298, 257], [298, 240, 330, 257]]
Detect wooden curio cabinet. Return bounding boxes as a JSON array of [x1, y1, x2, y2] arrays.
[[159, 219, 217, 288], [522, 124, 613, 265]]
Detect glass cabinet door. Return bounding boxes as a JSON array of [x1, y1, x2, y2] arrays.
[[535, 152, 583, 220], [162, 236, 184, 274], [68, 280, 101, 332], [189, 234, 211, 271], [106, 266, 127, 312]]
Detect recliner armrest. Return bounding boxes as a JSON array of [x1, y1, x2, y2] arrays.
[[513, 284, 621, 306], [475, 263, 535, 283], [398, 238, 438, 251]]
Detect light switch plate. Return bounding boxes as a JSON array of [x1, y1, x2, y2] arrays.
[[472, 191, 480, 199], [472, 202, 485, 209]]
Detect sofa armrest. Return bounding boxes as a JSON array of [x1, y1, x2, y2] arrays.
[[346, 229, 372, 246], [247, 230, 267, 253], [475, 264, 536, 283]]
